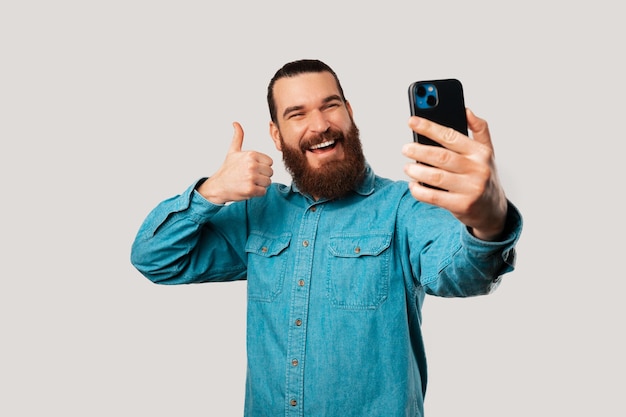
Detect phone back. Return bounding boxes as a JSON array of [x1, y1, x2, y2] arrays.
[[408, 79, 468, 146]]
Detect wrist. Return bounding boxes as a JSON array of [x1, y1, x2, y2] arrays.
[[470, 225, 504, 242], [196, 177, 230, 205]]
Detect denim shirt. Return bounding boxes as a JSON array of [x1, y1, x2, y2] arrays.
[[131, 165, 522, 417]]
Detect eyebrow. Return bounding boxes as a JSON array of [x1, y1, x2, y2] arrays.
[[282, 94, 343, 119]]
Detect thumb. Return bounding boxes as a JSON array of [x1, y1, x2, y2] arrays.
[[228, 121, 244, 153], [466, 109, 493, 148]]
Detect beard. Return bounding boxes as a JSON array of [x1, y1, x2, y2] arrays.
[[280, 121, 366, 200]]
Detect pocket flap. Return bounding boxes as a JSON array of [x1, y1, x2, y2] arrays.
[[245, 232, 292, 257], [328, 233, 392, 258]]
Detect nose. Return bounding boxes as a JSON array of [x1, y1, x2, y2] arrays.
[[309, 109, 330, 133]]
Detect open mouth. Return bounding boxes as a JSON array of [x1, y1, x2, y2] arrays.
[[308, 139, 337, 153]]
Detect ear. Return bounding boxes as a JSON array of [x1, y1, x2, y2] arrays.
[[345, 100, 354, 118], [269, 121, 283, 151]]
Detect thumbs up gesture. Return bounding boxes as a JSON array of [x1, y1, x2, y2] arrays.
[[197, 122, 274, 204]]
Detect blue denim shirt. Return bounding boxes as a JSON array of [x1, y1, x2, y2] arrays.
[[131, 165, 522, 417]]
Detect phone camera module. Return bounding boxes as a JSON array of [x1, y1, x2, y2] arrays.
[[415, 83, 438, 109]]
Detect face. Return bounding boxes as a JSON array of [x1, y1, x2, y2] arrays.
[[269, 72, 365, 200]]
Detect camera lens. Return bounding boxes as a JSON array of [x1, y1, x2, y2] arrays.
[[426, 95, 437, 106], [416, 85, 426, 97]]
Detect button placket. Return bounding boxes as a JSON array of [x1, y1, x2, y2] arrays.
[[284, 203, 322, 414]]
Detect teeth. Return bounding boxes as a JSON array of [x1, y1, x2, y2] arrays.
[[310, 140, 335, 150]]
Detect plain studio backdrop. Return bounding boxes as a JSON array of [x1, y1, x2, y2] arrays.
[[1, 1, 623, 416]]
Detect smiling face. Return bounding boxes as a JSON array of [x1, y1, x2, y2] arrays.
[[269, 71, 365, 200]]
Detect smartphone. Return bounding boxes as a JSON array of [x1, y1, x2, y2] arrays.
[[408, 79, 467, 190], [408, 78, 468, 146]]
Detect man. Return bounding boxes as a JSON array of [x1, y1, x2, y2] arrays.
[[131, 59, 522, 416]]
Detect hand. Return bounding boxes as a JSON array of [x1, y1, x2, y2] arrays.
[[197, 122, 274, 204], [402, 109, 508, 241]]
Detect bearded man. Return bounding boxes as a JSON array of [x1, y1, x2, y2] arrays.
[[131, 59, 523, 416]]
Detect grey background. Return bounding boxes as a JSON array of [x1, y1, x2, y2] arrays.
[[2, 1, 623, 415]]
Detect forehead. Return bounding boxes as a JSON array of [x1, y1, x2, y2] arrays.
[[273, 71, 340, 112]]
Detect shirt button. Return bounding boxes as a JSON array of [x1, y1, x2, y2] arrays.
[[295, 319, 302, 326], [298, 279, 305, 287], [311, 206, 317, 212], [290, 399, 297, 407], [354, 246, 361, 254], [292, 359, 299, 366], [261, 246, 268, 253], [302, 240, 309, 247]]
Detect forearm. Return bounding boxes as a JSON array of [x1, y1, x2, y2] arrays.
[[130, 182, 247, 285], [425, 201, 522, 297]]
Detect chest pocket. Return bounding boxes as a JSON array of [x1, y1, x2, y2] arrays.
[[245, 232, 291, 302], [326, 233, 392, 310]]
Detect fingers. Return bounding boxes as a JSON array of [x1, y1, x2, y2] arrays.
[[402, 140, 463, 176], [403, 109, 492, 193], [251, 157, 274, 182], [403, 160, 449, 189], [228, 121, 244, 153], [408, 115, 467, 153], [407, 108, 495, 156]]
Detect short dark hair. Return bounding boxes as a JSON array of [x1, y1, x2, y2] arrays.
[[267, 59, 347, 124]]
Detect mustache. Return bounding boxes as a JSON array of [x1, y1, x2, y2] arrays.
[[300, 129, 344, 152]]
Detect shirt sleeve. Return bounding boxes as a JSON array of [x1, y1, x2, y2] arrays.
[[406, 199, 523, 297], [130, 180, 248, 285]]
